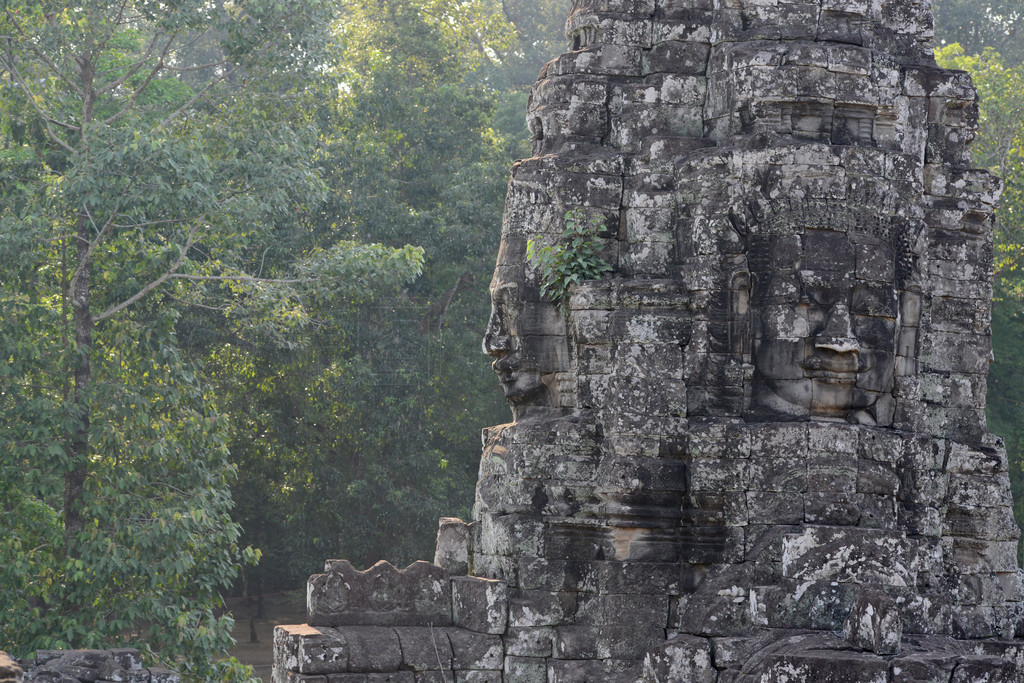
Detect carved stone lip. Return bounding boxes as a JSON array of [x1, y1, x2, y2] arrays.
[[807, 374, 856, 384], [804, 368, 857, 380], [802, 353, 861, 375]]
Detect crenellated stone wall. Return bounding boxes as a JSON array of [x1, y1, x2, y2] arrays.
[[274, 0, 1024, 680]]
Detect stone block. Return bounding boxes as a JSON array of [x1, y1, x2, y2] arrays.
[[325, 675, 414, 683], [688, 458, 748, 491], [148, 669, 181, 683], [594, 560, 683, 595], [946, 442, 1008, 475], [682, 491, 748, 526], [950, 656, 1018, 682], [857, 429, 904, 465], [749, 423, 808, 459], [643, 41, 710, 75], [857, 459, 900, 496], [761, 650, 888, 682], [574, 592, 670, 627], [640, 635, 715, 683], [843, 589, 903, 655], [502, 657, 547, 683], [686, 421, 751, 458], [393, 627, 453, 672], [503, 626, 555, 657], [107, 649, 144, 673], [548, 658, 640, 683], [340, 627, 402, 673], [454, 672, 502, 683], [746, 456, 807, 492], [889, 653, 958, 682], [451, 576, 508, 634], [760, 581, 855, 630], [445, 630, 503, 671], [946, 473, 1013, 509], [475, 513, 545, 558], [806, 454, 858, 492], [781, 526, 915, 586], [746, 491, 804, 525], [308, 561, 452, 627], [435, 518, 469, 575], [943, 505, 1020, 541], [274, 665, 324, 683], [508, 590, 575, 628], [556, 621, 665, 659], [943, 537, 1020, 574]]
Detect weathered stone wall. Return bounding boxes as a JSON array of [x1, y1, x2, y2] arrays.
[[16, 649, 179, 683], [274, 0, 1024, 680]]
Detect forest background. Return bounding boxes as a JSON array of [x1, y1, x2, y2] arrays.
[[0, 0, 1021, 679]]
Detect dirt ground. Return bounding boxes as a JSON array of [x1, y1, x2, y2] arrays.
[[223, 591, 306, 682]]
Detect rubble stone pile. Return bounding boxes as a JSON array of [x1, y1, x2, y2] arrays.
[[274, 0, 1024, 679], [17, 649, 179, 683]]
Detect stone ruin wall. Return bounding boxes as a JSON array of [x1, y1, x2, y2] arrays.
[[274, 0, 1024, 680], [0, 649, 180, 683]]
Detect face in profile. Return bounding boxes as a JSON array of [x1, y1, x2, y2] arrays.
[[748, 229, 898, 424], [482, 272, 568, 413]]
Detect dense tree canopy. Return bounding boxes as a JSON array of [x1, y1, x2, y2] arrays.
[[0, 0, 423, 677], [934, 0, 1024, 64]]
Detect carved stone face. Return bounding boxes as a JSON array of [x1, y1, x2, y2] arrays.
[[749, 229, 898, 424], [482, 272, 568, 412]]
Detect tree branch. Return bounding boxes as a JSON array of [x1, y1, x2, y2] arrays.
[[97, 30, 165, 95], [163, 58, 230, 72], [169, 273, 310, 285], [155, 63, 240, 131], [3, 7, 84, 97], [93, 224, 201, 323], [0, 55, 78, 152], [68, 203, 120, 301]]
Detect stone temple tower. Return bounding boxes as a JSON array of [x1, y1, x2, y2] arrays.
[[274, 0, 1024, 680]]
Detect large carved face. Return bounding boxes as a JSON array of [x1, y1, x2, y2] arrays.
[[749, 229, 898, 424], [482, 270, 568, 413]]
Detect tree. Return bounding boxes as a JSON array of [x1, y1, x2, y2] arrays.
[[0, 0, 421, 676], [934, 0, 1024, 65]]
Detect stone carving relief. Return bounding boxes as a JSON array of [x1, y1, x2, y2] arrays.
[[735, 204, 921, 425], [482, 246, 571, 419]]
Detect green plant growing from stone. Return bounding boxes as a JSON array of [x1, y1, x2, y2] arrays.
[[527, 209, 613, 312]]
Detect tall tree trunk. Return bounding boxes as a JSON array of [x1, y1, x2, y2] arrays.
[[64, 210, 92, 551]]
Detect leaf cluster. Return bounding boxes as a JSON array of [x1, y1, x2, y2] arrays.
[[527, 209, 613, 312]]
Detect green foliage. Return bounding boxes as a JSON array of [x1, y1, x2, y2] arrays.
[[0, 0, 420, 677], [0, 307, 251, 679], [527, 209, 613, 312]]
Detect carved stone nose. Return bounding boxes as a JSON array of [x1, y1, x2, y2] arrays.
[[816, 303, 857, 353], [482, 331, 511, 356]]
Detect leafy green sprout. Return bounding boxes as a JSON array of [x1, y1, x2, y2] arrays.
[[526, 208, 613, 312]]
